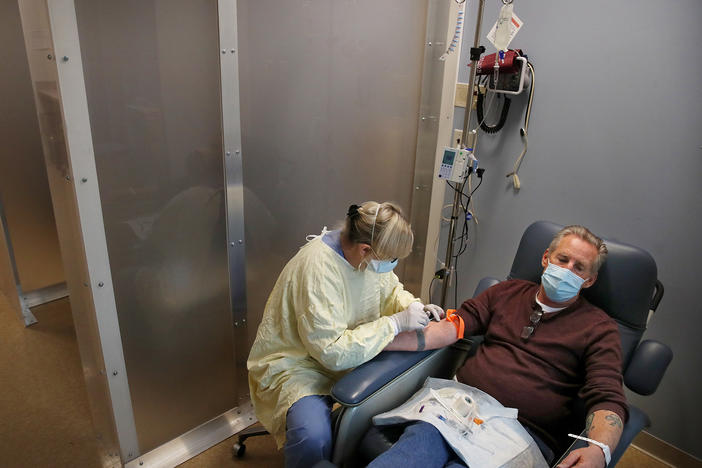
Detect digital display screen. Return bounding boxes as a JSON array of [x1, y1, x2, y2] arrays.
[[442, 149, 456, 165]]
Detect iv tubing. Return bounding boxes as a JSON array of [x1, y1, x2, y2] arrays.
[[442, 0, 486, 308]]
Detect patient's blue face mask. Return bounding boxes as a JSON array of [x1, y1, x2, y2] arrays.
[[541, 261, 588, 303]]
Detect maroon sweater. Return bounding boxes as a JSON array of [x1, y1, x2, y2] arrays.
[[455, 279, 628, 453]]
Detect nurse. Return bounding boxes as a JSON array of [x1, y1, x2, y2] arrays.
[[247, 201, 442, 468]]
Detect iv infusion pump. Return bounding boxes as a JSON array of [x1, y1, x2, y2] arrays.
[[438, 147, 477, 183]]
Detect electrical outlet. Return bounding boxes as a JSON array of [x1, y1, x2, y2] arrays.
[[452, 129, 463, 146], [451, 129, 477, 147]]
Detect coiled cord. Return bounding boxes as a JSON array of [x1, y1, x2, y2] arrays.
[[476, 90, 511, 134]]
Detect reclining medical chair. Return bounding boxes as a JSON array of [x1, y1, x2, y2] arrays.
[[235, 221, 672, 467], [232, 340, 471, 462], [332, 221, 672, 466]]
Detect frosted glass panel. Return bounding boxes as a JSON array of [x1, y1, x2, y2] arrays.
[[238, 0, 429, 341], [74, 1, 235, 452], [0, 0, 64, 293]]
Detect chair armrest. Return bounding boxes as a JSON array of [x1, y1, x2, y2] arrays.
[[551, 405, 650, 468], [624, 340, 673, 396], [331, 350, 434, 406], [610, 405, 650, 466], [330, 343, 470, 465]]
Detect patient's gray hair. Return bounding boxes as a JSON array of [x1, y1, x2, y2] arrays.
[[548, 225, 608, 273]]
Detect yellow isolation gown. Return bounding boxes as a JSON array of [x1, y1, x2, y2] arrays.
[[247, 230, 419, 446]]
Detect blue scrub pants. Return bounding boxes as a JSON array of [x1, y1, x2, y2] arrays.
[[367, 421, 555, 468], [284, 395, 334, 468]]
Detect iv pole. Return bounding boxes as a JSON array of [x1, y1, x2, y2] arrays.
[[439, 0, 486, 308]]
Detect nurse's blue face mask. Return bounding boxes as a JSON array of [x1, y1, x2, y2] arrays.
[[366, 204, 398, 274], [367, 257, 398, 274]]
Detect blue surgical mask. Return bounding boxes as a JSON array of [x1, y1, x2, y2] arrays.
[[367, 258, 398, 274], [365, 203, 398, 274], [541, 261, 588, 303]]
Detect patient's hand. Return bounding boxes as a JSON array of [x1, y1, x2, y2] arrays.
[[384, 319, 459, 351], [558, 410, 620, 468], [557, 445, 606, 468]]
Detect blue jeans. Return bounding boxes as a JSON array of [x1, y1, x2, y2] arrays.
[[367, 421, 467, 468], [367, 421, 555, 468], [284, 395, 334, 468]]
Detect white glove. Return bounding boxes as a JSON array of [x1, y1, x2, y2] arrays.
[[424, 304, 445, 321], [390, 302, 430, 334]]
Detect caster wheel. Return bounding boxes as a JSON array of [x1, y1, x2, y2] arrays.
[[232, 442, 246, 458]]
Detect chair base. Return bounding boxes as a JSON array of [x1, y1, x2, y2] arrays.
[[232, 425, 270, 459]]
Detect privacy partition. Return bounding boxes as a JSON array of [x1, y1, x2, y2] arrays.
[[16, 0, 461, 465], [238, 0, 464, 335], [0, 0, 66, 327], [71, 0, 248, 457]]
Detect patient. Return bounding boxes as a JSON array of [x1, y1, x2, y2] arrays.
[[373, 225, 627, 468]]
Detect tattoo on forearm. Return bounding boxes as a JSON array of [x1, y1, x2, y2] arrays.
[[605, 413, 623, 429], [585, 413, 595, 435], [416, 329, 426, 351]]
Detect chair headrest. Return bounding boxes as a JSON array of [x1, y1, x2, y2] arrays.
[[508, 221, 658, 330]]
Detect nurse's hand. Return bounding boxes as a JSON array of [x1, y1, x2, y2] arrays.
[[423, 304, 445, 321], [390, 302, 430, 333]]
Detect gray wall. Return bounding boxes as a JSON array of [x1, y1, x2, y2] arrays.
[[447, 0, 702, 458]]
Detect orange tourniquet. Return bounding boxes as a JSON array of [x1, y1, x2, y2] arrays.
[[445, 309, 465, 339]]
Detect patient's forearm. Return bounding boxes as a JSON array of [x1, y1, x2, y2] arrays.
[[586, 410, 623, 455], [559, 409, 624, 467], [384, 320, 458, 351]]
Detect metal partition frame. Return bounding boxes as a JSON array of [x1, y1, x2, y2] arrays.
[[0, 199, 28, 323], [0, 198, 36, 325], [0, 194, 67, 326], [23, 0, 140, 462], [219, 0, 252, 408], [0, 194, 67, 324]]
